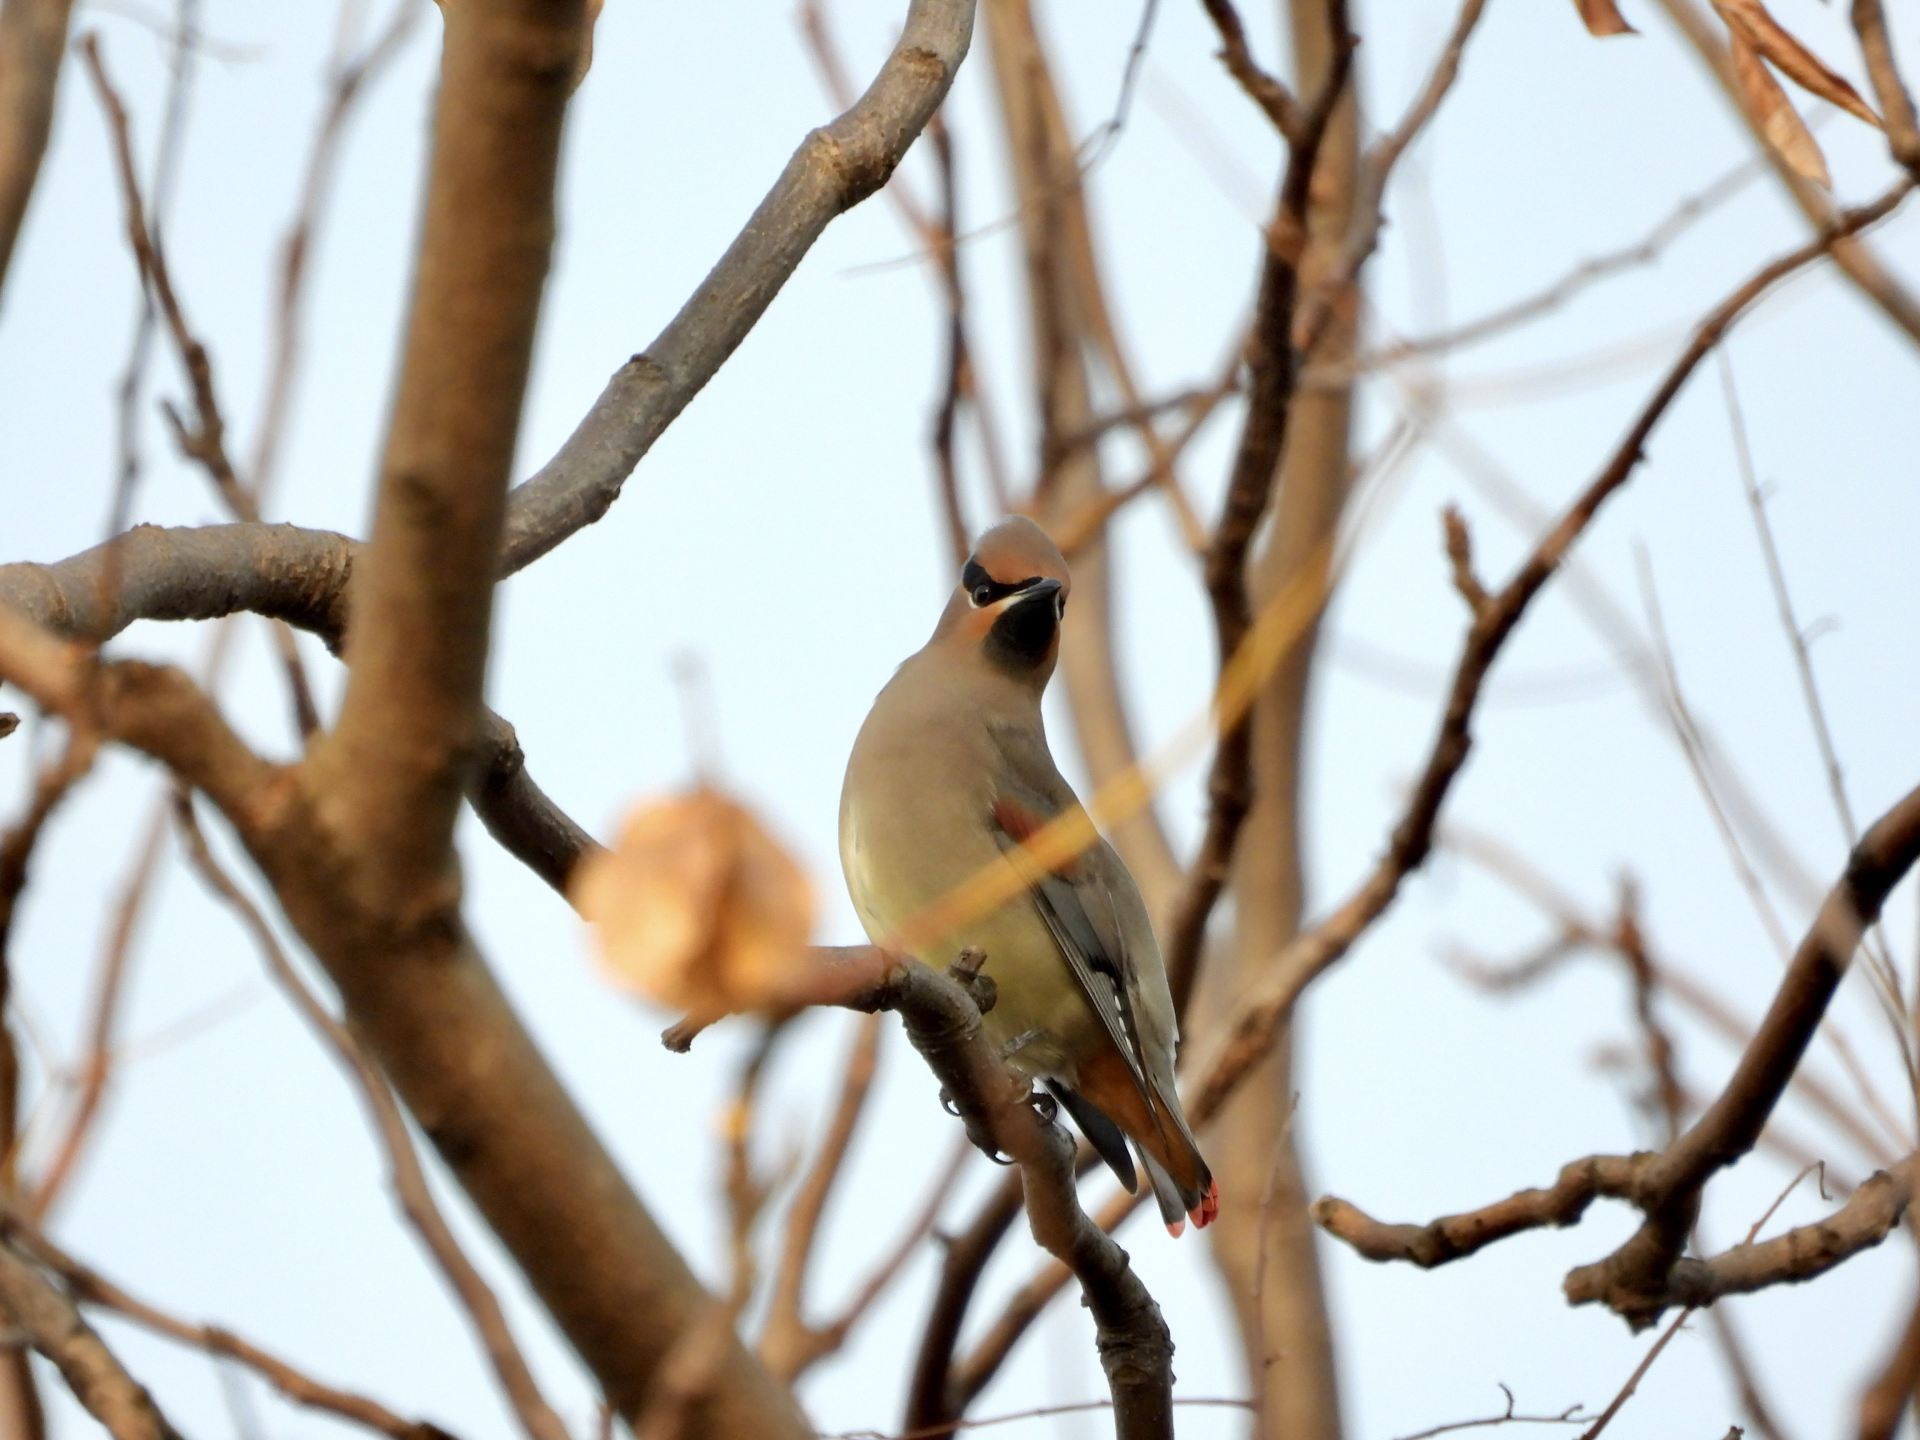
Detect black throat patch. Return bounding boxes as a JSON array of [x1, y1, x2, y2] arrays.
[[986, 589, 1059, 674]]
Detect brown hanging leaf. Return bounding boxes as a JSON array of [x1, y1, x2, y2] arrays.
[[572, 786, 815, 1020], [1573, 0, 1638, 37], [1711, 0, 1883, 127], [1730, 33, 1832, 185]]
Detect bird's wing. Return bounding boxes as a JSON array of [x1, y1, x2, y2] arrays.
[[984, 732, 1158, 1116]]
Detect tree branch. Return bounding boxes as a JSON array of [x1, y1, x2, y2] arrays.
[[748, 948, 1176, 1440], [496, 0, 977, 573], [1315, 779, 1920, 1328], [1563, 780, 1920, 1323], [0, 1208, 452, 1440], [0, 0, 74, 297], [0, 1241, 184, 1440], [931, 175, 1916, 1393], [311, 0, 585, 895], [1162, 3, 1354, 1016]]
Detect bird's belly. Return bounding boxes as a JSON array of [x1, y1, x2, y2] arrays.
[[841, 814, 1100, 1083]]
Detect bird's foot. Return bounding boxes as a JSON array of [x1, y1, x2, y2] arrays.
[[1027, 1087, 1058, 1126], [947, 948, 996, 1016]]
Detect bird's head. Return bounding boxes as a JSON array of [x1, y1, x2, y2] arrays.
[[931, 516, 1070, 687]]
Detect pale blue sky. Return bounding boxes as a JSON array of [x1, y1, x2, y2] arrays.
[[3, 2, 1919, 1437]]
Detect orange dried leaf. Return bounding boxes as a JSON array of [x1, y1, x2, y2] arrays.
[[1730, 33, 1832, 186], [1573, 0, 1637, 37], [1712, 0, 1882, 127], [571, 787, 815, 1019]]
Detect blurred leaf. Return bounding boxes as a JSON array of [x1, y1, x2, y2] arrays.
[[572, 786, 815, 1019], [1730, 32, 1832, 185], [1573, 0, 1637, 36], [1712, 0, 1882, 126]]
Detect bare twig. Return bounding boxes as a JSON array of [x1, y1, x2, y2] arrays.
[[938, 178, 1918, 1388], [762, 1013, 884, 1381], [1349, 154, 1769, 374], [1162, 6, 1355, 1016], [499, 0, 978, 572], [1316, 778, 1920, 1327], [1719, 351, 1911, 1059], [0, 1210, 452, 1440], [170, 794, 569, 1440], [1446, 825, 1904, 1169], [1392, 1385, 1587, 1440], [1294, 0, 1491, 353], [0, 1241, 182, 1440], [1565, 785, 1920, 1323], [1196, 0, 1300, 137], [79, 31, 320, 737]]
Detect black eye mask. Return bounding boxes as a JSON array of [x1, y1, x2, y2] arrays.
[[962, 557, 1043, 607]]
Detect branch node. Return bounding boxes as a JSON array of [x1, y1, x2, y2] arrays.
[[1443, 505, 1490, 617]]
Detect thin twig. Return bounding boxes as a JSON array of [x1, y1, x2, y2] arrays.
[[0, 1209, 452, 1440], [938, 178, 1918, 1389], [0, 1241, 181, 1440], [79, 31, 320, 738], [170, 795, 571, 1440]]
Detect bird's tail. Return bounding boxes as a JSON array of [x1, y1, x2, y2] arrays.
[[1072, 1050, 1218, 1237]]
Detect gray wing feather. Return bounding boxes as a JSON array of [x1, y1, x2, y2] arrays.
[[989, 828, 1156, 1111]]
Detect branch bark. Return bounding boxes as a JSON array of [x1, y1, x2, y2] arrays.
[[1314, 781, 1920, 1327], [925, 176, 1915, 1386], [497, 0, 977, 573], [0, 0, 74, 299], [1192, 1, 1362, 1431], [0, 1241, 183, 1440]]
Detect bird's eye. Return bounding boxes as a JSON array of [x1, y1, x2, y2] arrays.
[[971, 584, 994, 607]]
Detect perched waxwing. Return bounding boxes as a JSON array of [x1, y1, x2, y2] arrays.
[[839, 517, 1217, 1235]]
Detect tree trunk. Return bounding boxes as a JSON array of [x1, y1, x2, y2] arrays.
[[1193, 4, 1360, 1435]]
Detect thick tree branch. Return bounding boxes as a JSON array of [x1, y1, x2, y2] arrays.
[[0, 0, 73, 298], [312, 0, 584, 894], [712, 947, 1176, 1440]]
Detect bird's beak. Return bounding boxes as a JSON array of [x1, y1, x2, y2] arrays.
[[1008, 577, 1064, 618]]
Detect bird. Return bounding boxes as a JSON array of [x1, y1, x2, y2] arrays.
[[839, 515, 1217, 1235]]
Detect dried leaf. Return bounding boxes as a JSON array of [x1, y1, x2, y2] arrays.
[[571, 787, 815, 1019], [1730, 33, 1832, 185], [1712, 0, 1882, 127], [1573, 0, 1638, 36]]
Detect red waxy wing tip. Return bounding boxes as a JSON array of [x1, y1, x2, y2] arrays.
[[1190, 1179, 1221, 1230]]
